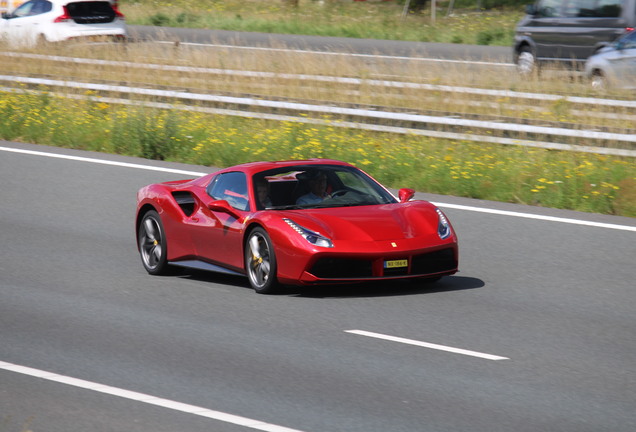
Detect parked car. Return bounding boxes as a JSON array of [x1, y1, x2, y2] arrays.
[[585, 29, 636, 89], [513, 0, 636, 74], [136, 159, 459, 294], [0, 0, 126, 47]]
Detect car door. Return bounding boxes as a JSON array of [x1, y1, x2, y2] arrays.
[[612, 32, 636, 87], [1, 0, 50, 45], [189, 172, 250, 270], [526, 0, 566, 60], [560, 0, 625, 63], [559, 0, 599, 63], [1, 0, 35, 42]]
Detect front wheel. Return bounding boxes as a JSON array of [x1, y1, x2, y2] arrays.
[[516, 47, 536, 76], [245, 227, 279, 294], [591, 70, 608, 91], [138, 210, 170, 275]]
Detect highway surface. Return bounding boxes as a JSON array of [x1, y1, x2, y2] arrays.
[[1, 141, 635, 432], [127, 25, 512, 65]]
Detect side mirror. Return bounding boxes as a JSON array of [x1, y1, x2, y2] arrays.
[[1, 12, 10, 19], [208, 199, 242, 219], [398, 188, 415, 203]]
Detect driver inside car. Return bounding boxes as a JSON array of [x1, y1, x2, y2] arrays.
[[296, 170, 329, 205]]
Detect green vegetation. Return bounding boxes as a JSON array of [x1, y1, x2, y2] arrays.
[[2, 2, 633, 218], [121, 0, 522, 46], [2, 91, 634, 217]]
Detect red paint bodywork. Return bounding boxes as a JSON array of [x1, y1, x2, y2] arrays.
[[136, 159, 458, 286]]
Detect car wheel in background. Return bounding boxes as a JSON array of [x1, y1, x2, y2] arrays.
[[245, 227, 279, 294], [138, 210, 170, 275], [516, 46, 536, 76], [591, 70, 608, 91]]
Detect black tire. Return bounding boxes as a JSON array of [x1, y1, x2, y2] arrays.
[[138, 210, 170, 275], [245, 227, 279, 294], [516, 46, 536, 76], [591, 70, 608, 91]]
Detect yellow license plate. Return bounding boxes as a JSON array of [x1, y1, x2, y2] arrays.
[[384, 259, 408, 268]]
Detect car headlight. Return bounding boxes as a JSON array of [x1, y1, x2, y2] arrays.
[[284, 218, 333, 248], [436, 208, 452, 239]]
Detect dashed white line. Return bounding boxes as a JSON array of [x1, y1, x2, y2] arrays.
[[0, 360, 305, 432], [346, 330, 509, 361], [2, 145, 635, 232]]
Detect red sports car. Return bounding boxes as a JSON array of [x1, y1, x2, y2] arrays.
[[136, 159, 458, 294]]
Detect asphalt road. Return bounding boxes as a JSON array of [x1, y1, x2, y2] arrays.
[[127, 25, 512, 63], [1, 141, 635, 432]]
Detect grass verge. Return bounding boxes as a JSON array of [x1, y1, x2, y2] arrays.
[[121, 0, 522, 46], [1, 90, 634, 217]]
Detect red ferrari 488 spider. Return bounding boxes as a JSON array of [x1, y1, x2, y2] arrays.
[[136, 159, 458, 293]]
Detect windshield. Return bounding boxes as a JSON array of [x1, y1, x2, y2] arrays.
[[253, 164, 397, 210]]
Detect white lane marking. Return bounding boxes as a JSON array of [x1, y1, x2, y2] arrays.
[[0, 360, 305, 432], [152, 41, 514, 68], [2, 145, 635, 232], [346, 330, 509, 361], [0, 146, 206, 177], [432, 202, 636, 232]]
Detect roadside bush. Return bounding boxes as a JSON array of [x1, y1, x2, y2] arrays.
[[1, 90, 634, 217], [149, 13, 171, 27], [476, 27, 508, 45]]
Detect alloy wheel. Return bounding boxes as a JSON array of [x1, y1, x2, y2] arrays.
[[246, 228, 278, 294], [138, 211, 168, 274]]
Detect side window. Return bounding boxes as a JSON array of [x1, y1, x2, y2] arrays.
[[11, 0, 36, 17], [41, 1, 52, 13], [536, 0, 563, 17], [622, 31, 636, 49], [207, 172, 249, 211], [30, 0, 52, 15], [563, 0, 596, 16], [594, 0, 622, 17]]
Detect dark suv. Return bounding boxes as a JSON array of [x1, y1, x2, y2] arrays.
[[513, 0, 636, 74]]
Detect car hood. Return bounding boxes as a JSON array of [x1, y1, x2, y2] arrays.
[[282, 202, 440, 241]]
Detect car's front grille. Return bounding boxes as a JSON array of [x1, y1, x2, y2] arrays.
[[308, 247, 456, 280], [309, 258, 373, 278], [411, 248, 457, 275], [383, 265, 409, 277]]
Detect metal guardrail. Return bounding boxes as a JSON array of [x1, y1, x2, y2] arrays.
[[3, 51, 636, 109], [1, 72, 634, 157]]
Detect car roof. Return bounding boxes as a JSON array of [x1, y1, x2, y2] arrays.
[[218, 159, 355, 177]]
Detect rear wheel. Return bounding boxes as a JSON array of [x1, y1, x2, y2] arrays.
[[245, 227, 279, 294], [138, 210, 169, 275]]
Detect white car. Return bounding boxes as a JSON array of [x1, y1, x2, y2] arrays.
[[585, 30, 636, 90], [0, 0, 126, 47]]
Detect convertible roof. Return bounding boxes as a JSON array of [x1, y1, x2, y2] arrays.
[[219, 159, 354, 176]]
